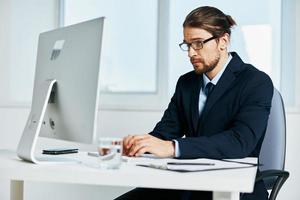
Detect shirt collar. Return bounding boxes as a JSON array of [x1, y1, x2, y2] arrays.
[[203, 53, 232, 87]]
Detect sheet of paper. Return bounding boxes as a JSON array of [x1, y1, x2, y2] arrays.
[[135, 158, 257, 172]]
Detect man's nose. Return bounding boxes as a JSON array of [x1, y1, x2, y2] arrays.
[[188, 47, 197, 58]]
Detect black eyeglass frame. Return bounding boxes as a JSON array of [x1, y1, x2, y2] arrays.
[[179, 36, 218, 51]]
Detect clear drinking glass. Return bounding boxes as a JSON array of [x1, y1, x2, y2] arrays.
[[97, 137, 123, 169]]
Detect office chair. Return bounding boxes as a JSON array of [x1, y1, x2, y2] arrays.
[[257, 88, 290, 200]]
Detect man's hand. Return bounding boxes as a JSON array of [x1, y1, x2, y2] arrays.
[[123, 134, 175, 158]]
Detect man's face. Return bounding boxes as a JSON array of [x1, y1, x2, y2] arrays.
[[183, 27, 221, 75]]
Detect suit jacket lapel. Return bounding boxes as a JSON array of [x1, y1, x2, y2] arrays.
[[201, 70, 236, 119], [191, 75, 202, 133], [198, 52, 245, 131]]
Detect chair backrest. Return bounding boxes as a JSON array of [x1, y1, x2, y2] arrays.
[[259, 88, 286, 188]]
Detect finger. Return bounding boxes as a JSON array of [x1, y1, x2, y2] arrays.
[[122, 144, 129, 156], [126, 137, 135, 150], [123, 135, 134, 145], [133, 139, 161, 157], [127, 135, 147, 149], [128, 139, 148, 156], [123, 135, 135, 155], [123, 135, 132, 149], [124, 135, 138, 151], [130, 136, 158, 156], [134, 146, 149, 157], [122, 137, 129, 155]]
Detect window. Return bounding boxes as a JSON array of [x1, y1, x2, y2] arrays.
[[168, 0, 282, 94], [62, 0, 169, 110], [2, 0, 296, 112], [63, 0, 299, 112]]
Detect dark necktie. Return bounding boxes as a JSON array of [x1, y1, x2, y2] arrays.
[[204, 82, 214, 98]]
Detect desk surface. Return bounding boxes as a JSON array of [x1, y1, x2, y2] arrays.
[[0, 149, 257, 193]]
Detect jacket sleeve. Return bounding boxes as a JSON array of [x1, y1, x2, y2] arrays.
[[149, 76, 185, 140], [177, 72, 274, 159]]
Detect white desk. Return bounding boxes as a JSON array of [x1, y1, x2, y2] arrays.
[[0, 148, 257, 200]]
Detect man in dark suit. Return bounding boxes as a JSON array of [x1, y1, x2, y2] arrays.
[[116, 6, 273, 200]]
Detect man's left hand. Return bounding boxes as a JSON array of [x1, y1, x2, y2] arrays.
[[123, 134, 175, 158]]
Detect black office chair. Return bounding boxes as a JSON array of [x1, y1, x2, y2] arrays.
[[257, 88, 290, 200]]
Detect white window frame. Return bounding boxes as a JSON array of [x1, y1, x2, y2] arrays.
[[280, 0, 300, 113], [59, 0, 170, 111]]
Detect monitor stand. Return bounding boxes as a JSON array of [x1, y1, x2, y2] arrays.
[[16, 79, 76, 164]]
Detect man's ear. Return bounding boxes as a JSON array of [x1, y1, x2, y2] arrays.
[[219, 33, 230, 50]]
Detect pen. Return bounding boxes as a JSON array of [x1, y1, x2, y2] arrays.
[[167, 162, 215, 166]]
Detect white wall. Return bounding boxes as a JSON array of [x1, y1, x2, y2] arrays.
[[278, 114, 300, 199], [0, 0, 58, 105], [277, 1, 300, 198], [0, 1, 300, 200]]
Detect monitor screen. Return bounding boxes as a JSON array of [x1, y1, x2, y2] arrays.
[[17, 17, 104, 163]]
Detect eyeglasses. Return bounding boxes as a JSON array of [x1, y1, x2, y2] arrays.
[[179, 36, 217, 51]]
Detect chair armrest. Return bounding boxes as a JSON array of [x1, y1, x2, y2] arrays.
[[256, 169, 289, 200], [256, 169, 289, 182]]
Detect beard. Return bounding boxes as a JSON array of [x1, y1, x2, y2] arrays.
[[191, 53, 220, 75]]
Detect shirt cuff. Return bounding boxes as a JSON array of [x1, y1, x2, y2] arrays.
[[172, 139, 180, 158]]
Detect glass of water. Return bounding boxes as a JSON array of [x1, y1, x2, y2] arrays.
[[97, 137, 123, 169]]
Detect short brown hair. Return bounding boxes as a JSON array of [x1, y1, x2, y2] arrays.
[[183, 6, 236, 37]]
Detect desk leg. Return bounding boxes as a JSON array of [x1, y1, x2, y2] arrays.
[[213, 192, 239, 200], [10, 180, 24, 200]]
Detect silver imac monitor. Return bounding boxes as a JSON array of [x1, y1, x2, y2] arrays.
[[17, 17, 105, 163]]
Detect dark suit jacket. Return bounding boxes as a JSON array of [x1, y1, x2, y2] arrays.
[[150, 52, 273, 200]]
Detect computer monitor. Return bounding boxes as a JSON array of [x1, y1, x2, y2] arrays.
[[17, 17, 105, 163]]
